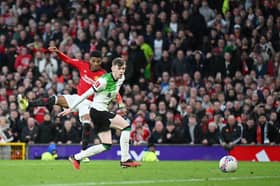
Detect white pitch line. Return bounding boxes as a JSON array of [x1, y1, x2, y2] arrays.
[[24, 176, 280, 186]]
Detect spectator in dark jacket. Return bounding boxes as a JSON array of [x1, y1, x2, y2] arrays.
[[37, 114, 55, 143], [269, 112, 280, 144], [149, 120, 166, 144], [256, 114, 275, 144], [190, 51, 206, 76], [220, 115, 243, 150], [126, 41, 147, 85], [163, 121, 184, 144], [154, 50, 172, 80], [202, 121, 220, 145], [60, 119, 80, 144], [183, 114, 203, 144], [21, 117, 39, 144], [216, 52, 238, 78], [53, 117, 64, 144], [171, 50, 192, 77], [241, 118, 257, 144], [187, 7, 208, 50]]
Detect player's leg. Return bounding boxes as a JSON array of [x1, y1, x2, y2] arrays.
[[110, 115, 141, 168], [17, 94, 68, 111], [78, 100, 93, 151], [69, 132, 112, 170], [81, 114, 92, 150], [77, 99, 94, 162], [69, 108, 113, 170], [79, 114, 92, 162], [71, 130, 112, 163]]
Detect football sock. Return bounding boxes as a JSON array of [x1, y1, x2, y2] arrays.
[[74, 144, 110, 160], [81, 123, 91, 150], [120, 126, 131, 162]]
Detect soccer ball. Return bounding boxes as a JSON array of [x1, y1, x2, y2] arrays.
[[219, 155, 238, 173]]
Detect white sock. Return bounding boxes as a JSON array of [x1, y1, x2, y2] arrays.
[[74, 144, 106, 160], [120, 130, 130, 162]]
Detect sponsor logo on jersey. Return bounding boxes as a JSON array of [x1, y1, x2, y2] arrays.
[[93, 80, 101, 88]]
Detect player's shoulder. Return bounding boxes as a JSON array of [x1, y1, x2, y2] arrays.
[[77, 60, 90, 68], [101, 72, 112, 80], [100, 68, 107, 73], [96, 73, 109, 82], [97, 68, 107, 75]]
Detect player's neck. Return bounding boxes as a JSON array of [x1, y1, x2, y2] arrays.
[[111, 72, 118, 81]]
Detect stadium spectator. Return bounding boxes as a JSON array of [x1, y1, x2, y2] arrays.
[[183, 114, 203, 144], [202, 121, 220, 145], [0, 116, 13, 143], [37, 114, 55, 144], [269, 111, 280, 143], [171, 50, 191, 77], [60, 119, 80, 144], [38, 50, 58, 79], [241, 118, 257, 144], [0, 116, 13, 159], [130, 120, 150, 145], [21, 117, 39, 144], [220, 115, 243, 150], [163, 120, 184, 144], [256, 114, 275, 144], [14, 47, 32, 72], [149, 119, 165, 144]]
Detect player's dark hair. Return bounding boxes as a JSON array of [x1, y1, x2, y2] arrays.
[[90, 50, 102, 58], [112, 57, 125, 67]]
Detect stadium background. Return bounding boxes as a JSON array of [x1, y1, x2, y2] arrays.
[[0, 0, 280, 162]]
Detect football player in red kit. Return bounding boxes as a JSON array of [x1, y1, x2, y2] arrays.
[[18, 47, 106, 159]]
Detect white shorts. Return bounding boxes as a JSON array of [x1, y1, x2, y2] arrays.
[[63, 94, 92, 122]]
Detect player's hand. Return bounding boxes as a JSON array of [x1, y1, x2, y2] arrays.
[[117, 103, 127, 116], [120, 108, 127, 116], [58, 108, 72, 117], [48, 46, 59, 53]]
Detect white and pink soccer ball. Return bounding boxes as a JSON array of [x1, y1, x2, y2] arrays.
[[219, 155, 238, 173]]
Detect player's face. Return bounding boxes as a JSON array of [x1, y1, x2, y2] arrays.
[[89, 57, 102, 71], [112, 64, 126, 80]]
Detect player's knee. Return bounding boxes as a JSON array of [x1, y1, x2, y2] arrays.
[[81, 114, 91, 121], [102, 143, 112, 150]]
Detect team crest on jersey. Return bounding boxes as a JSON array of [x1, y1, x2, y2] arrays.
[[94, 80, 101, 88]]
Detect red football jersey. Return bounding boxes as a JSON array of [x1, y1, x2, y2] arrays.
[[58, 52, 106, 100]]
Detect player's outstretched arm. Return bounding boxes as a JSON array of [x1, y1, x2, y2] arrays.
[[58, 108, 72, 117], [48, 46, 80, 66]]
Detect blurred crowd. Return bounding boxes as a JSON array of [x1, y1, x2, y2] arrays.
[[0, 0, 280, 149]]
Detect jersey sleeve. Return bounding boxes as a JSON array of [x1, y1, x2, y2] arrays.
[[92, 77, 106, 92], [57, 51, 82, 69]]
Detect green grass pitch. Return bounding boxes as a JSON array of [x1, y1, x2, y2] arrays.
[[0, 160, 280, 186]]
